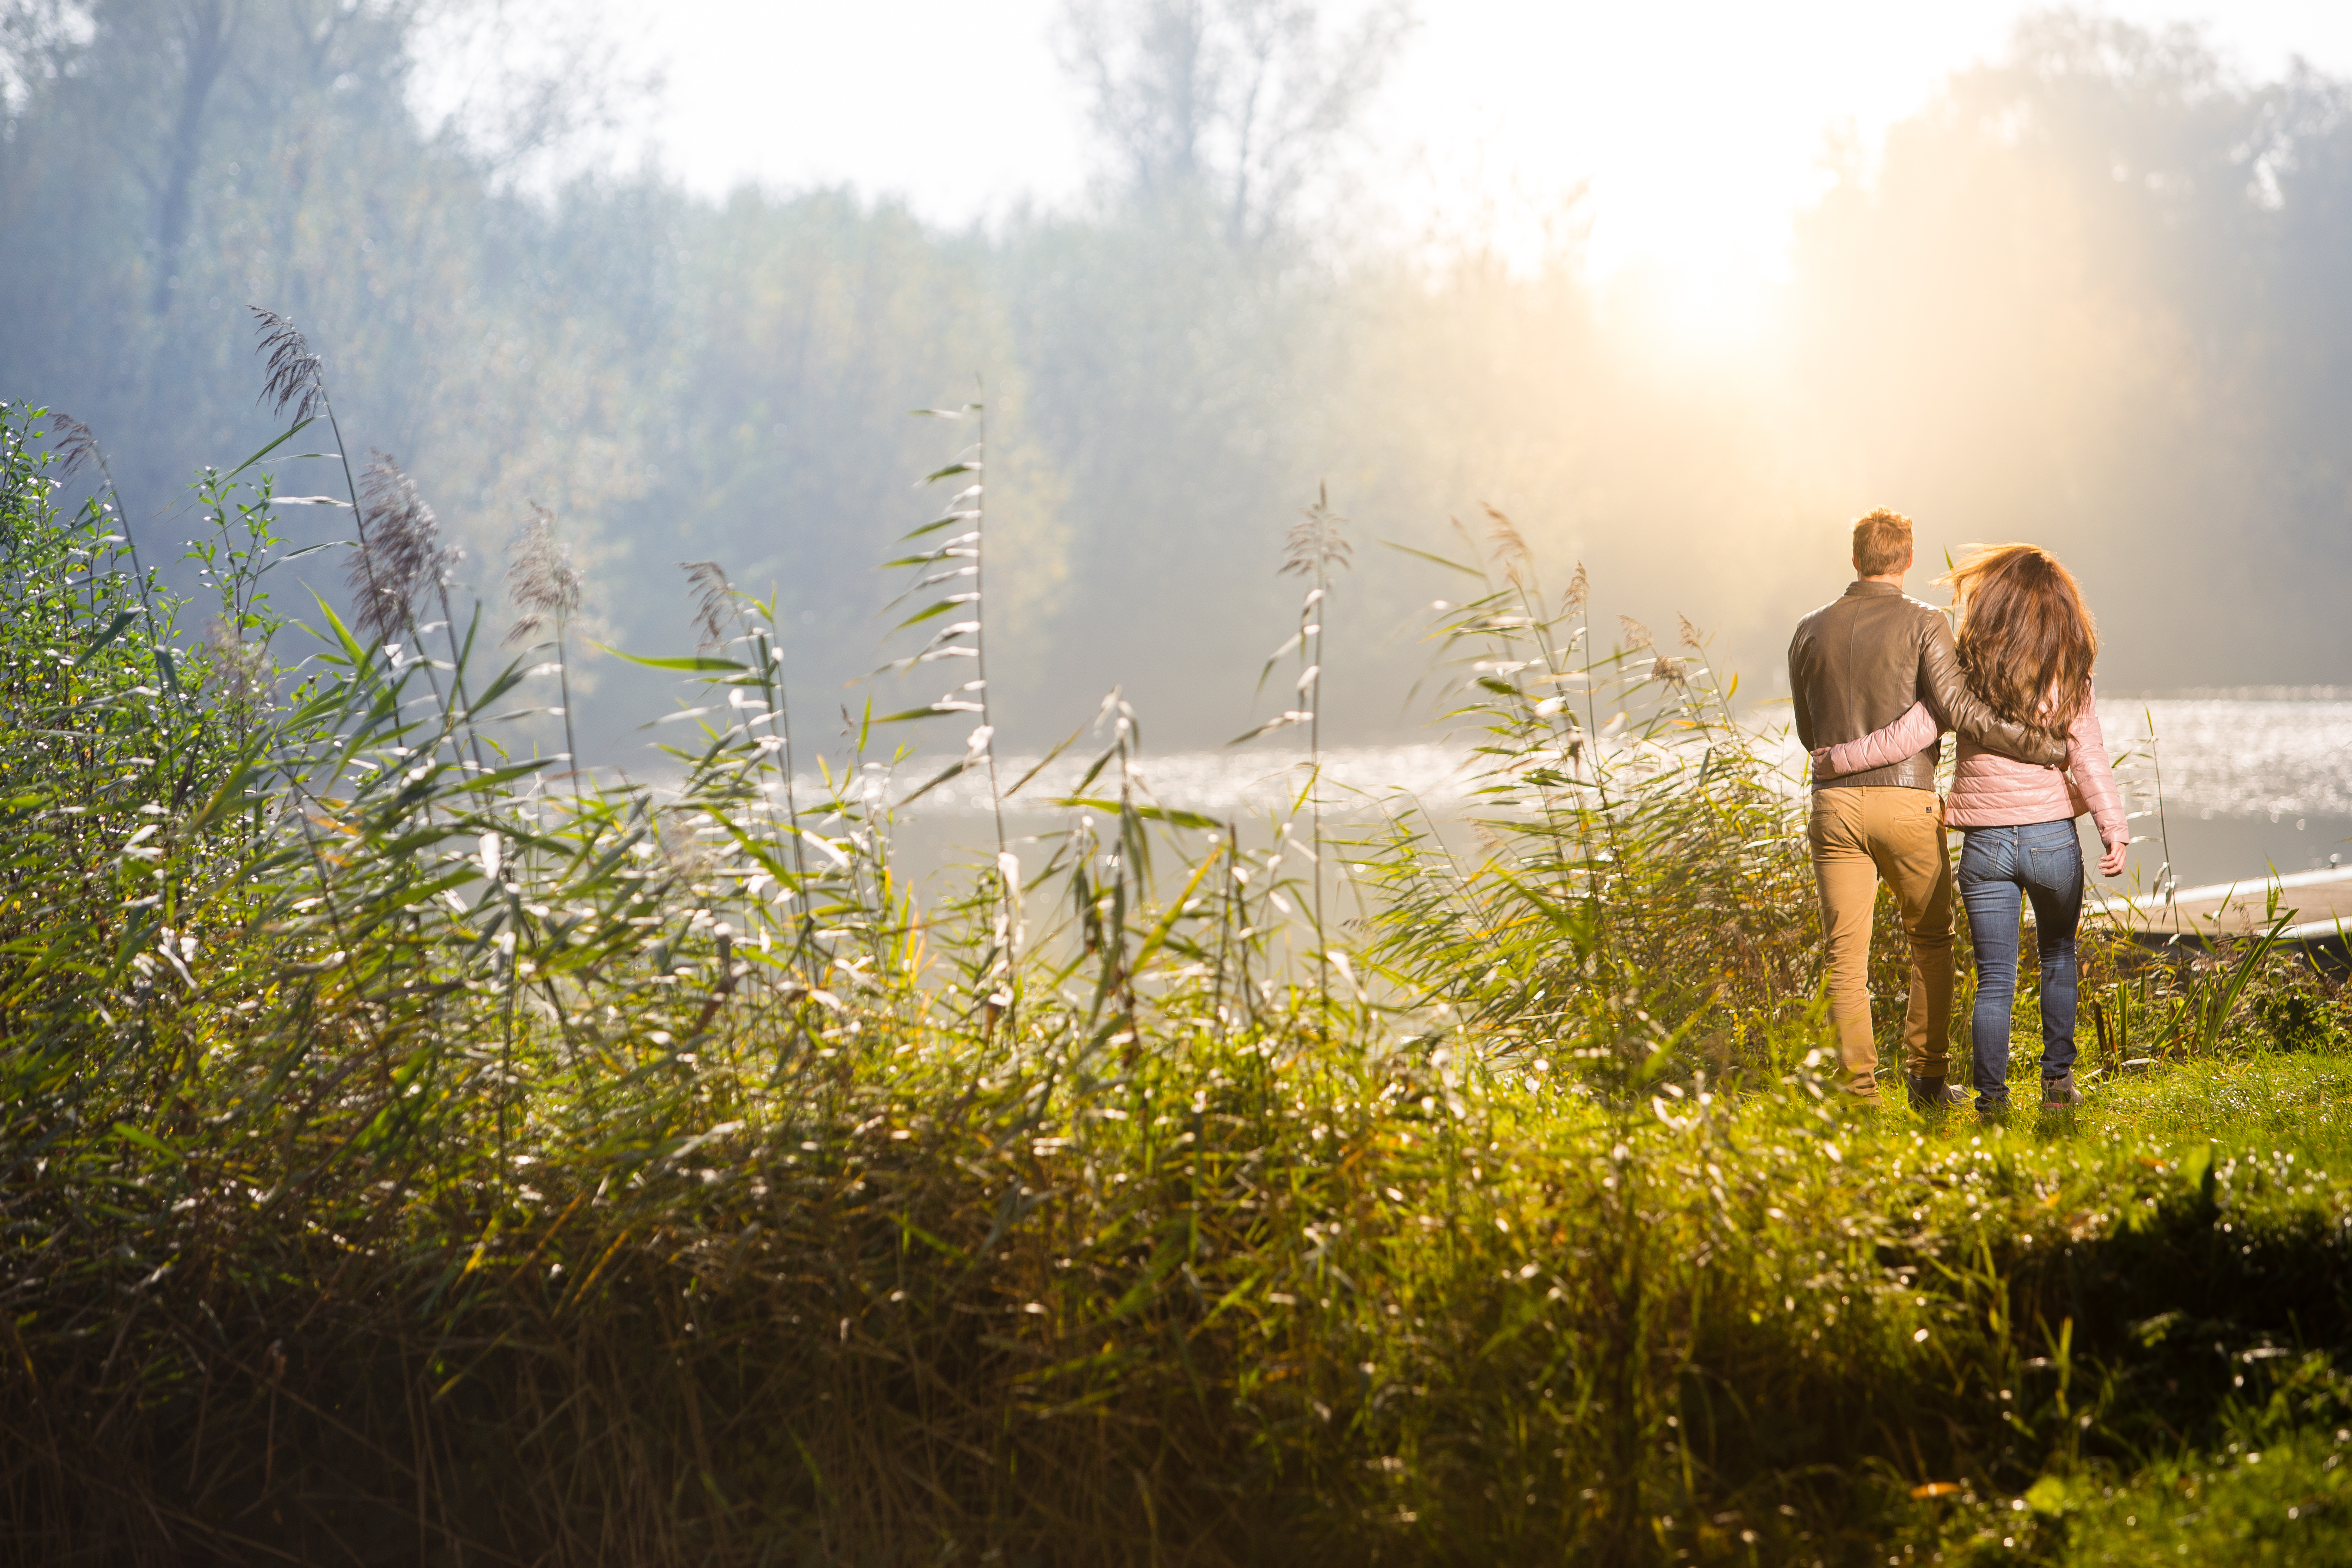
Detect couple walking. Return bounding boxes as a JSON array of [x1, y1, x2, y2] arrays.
[[1788, 508, 2126, 1115]]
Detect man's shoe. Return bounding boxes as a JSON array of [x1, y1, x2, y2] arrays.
[[1907, 1075, 1969, 1111], [2040, 1072, 2082, 1109]]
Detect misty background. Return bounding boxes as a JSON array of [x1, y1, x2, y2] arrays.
[[2, 0, 2348, 774]]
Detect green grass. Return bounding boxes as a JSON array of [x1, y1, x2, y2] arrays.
[[2055, 1423, 2352, 1565], [1821, 1044, 2352, 1566]]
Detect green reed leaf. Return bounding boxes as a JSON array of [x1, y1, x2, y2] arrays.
[[1379, 538, 1484, 576], [895, 597, 978, 629], [595, 646, 748, 673], [80, 609, 137, 655], [1004, 725, 1085, 799], [899, 757, 972, 805], [221, 417, 315, 483], [110, 1121, 183, 1161], [899, 510, 981, 541], [1052, 796, 1219, 830]]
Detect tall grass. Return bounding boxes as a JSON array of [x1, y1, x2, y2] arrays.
[[502, 502, 585, 775], [1233, 484, 1353, 1008], [3, 329, 2350, 1568], [1354, 508, 1819, 1084], [878, 397, 1023, 1029]]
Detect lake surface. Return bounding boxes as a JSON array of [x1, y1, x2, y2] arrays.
[[2079, 695, 2352, 890], [885, 697, 2349, 885], [2091, 695, 2352, 824]]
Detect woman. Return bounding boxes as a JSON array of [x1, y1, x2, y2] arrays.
[[1811, 544, 2127, 1114]]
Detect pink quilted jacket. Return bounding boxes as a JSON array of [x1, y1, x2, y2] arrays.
[[1815, 681, 2127, 847]]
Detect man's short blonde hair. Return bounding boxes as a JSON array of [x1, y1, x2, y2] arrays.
[[1852, 508, 1914, 577]]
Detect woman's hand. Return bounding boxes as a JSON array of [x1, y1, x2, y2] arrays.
[[2098, 838, 2127, 877]]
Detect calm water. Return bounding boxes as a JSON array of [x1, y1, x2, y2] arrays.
[[2094, 696, 2352, 824], [800, 697, 2351, 892], [2082, 696, 2352, 889]]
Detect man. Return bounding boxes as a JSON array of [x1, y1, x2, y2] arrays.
[[1788, 509, 2068, 1108]]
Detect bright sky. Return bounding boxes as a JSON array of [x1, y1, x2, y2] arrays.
[[619, 1, 2352, 291]]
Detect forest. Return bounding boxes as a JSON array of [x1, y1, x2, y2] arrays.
[[4, 2, 2350, 758]]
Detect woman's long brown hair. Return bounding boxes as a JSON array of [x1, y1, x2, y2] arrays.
[[1938, 543, 2098, 734]]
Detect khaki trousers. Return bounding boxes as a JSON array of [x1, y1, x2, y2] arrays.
[[1807, 786, 1954, 1098]]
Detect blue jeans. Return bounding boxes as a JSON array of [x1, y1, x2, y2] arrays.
[[1957, 820, 2084, 1110]]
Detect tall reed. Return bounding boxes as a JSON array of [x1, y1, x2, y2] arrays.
[[503, 501, 585, 775], [879, 399, 1023, 1026], [1260, 484, 1352, 1007], [1355, 509, 1816, 1083]]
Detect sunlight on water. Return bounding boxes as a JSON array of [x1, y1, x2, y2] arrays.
[[844, 700, 2349, 826], [2099, 698, 2352, 823], [900, 742, 1488, 821]]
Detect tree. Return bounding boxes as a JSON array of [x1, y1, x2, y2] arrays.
[[1057, 0, 1412, 244]]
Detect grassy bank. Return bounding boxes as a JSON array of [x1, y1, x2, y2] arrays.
[[4, 376, 2350, 1566], [17, 1024, 2352, 1565]]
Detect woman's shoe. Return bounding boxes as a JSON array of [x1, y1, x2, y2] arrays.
[[2040, 1072, 2082, 1109]]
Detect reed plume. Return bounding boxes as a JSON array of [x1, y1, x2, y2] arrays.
[[505, 505, 585, 644], [1283, 483, 1354, 581], [507, 503, 586, 770], [1562, 560, 1590, 617], [1479, 501, 1531, 582], [249, 308, 325, 423], [349, 452, 457, 646], [251, 308, 394, 667], [49, 413, 101, 482], [680, 560, 737, 652]]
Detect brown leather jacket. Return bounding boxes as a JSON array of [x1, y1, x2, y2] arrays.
[[1787, 581, 2067, 790]]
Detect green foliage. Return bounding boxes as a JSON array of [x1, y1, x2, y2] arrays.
[[0, 402, 247, 1065], [2058, 1423, 2352, 1566], [1354, 525, 1819, 1085], [2257, 987, 2347, 1054], [2067, 925, 2349, 1088], [4, 394, 2351, 1565]]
